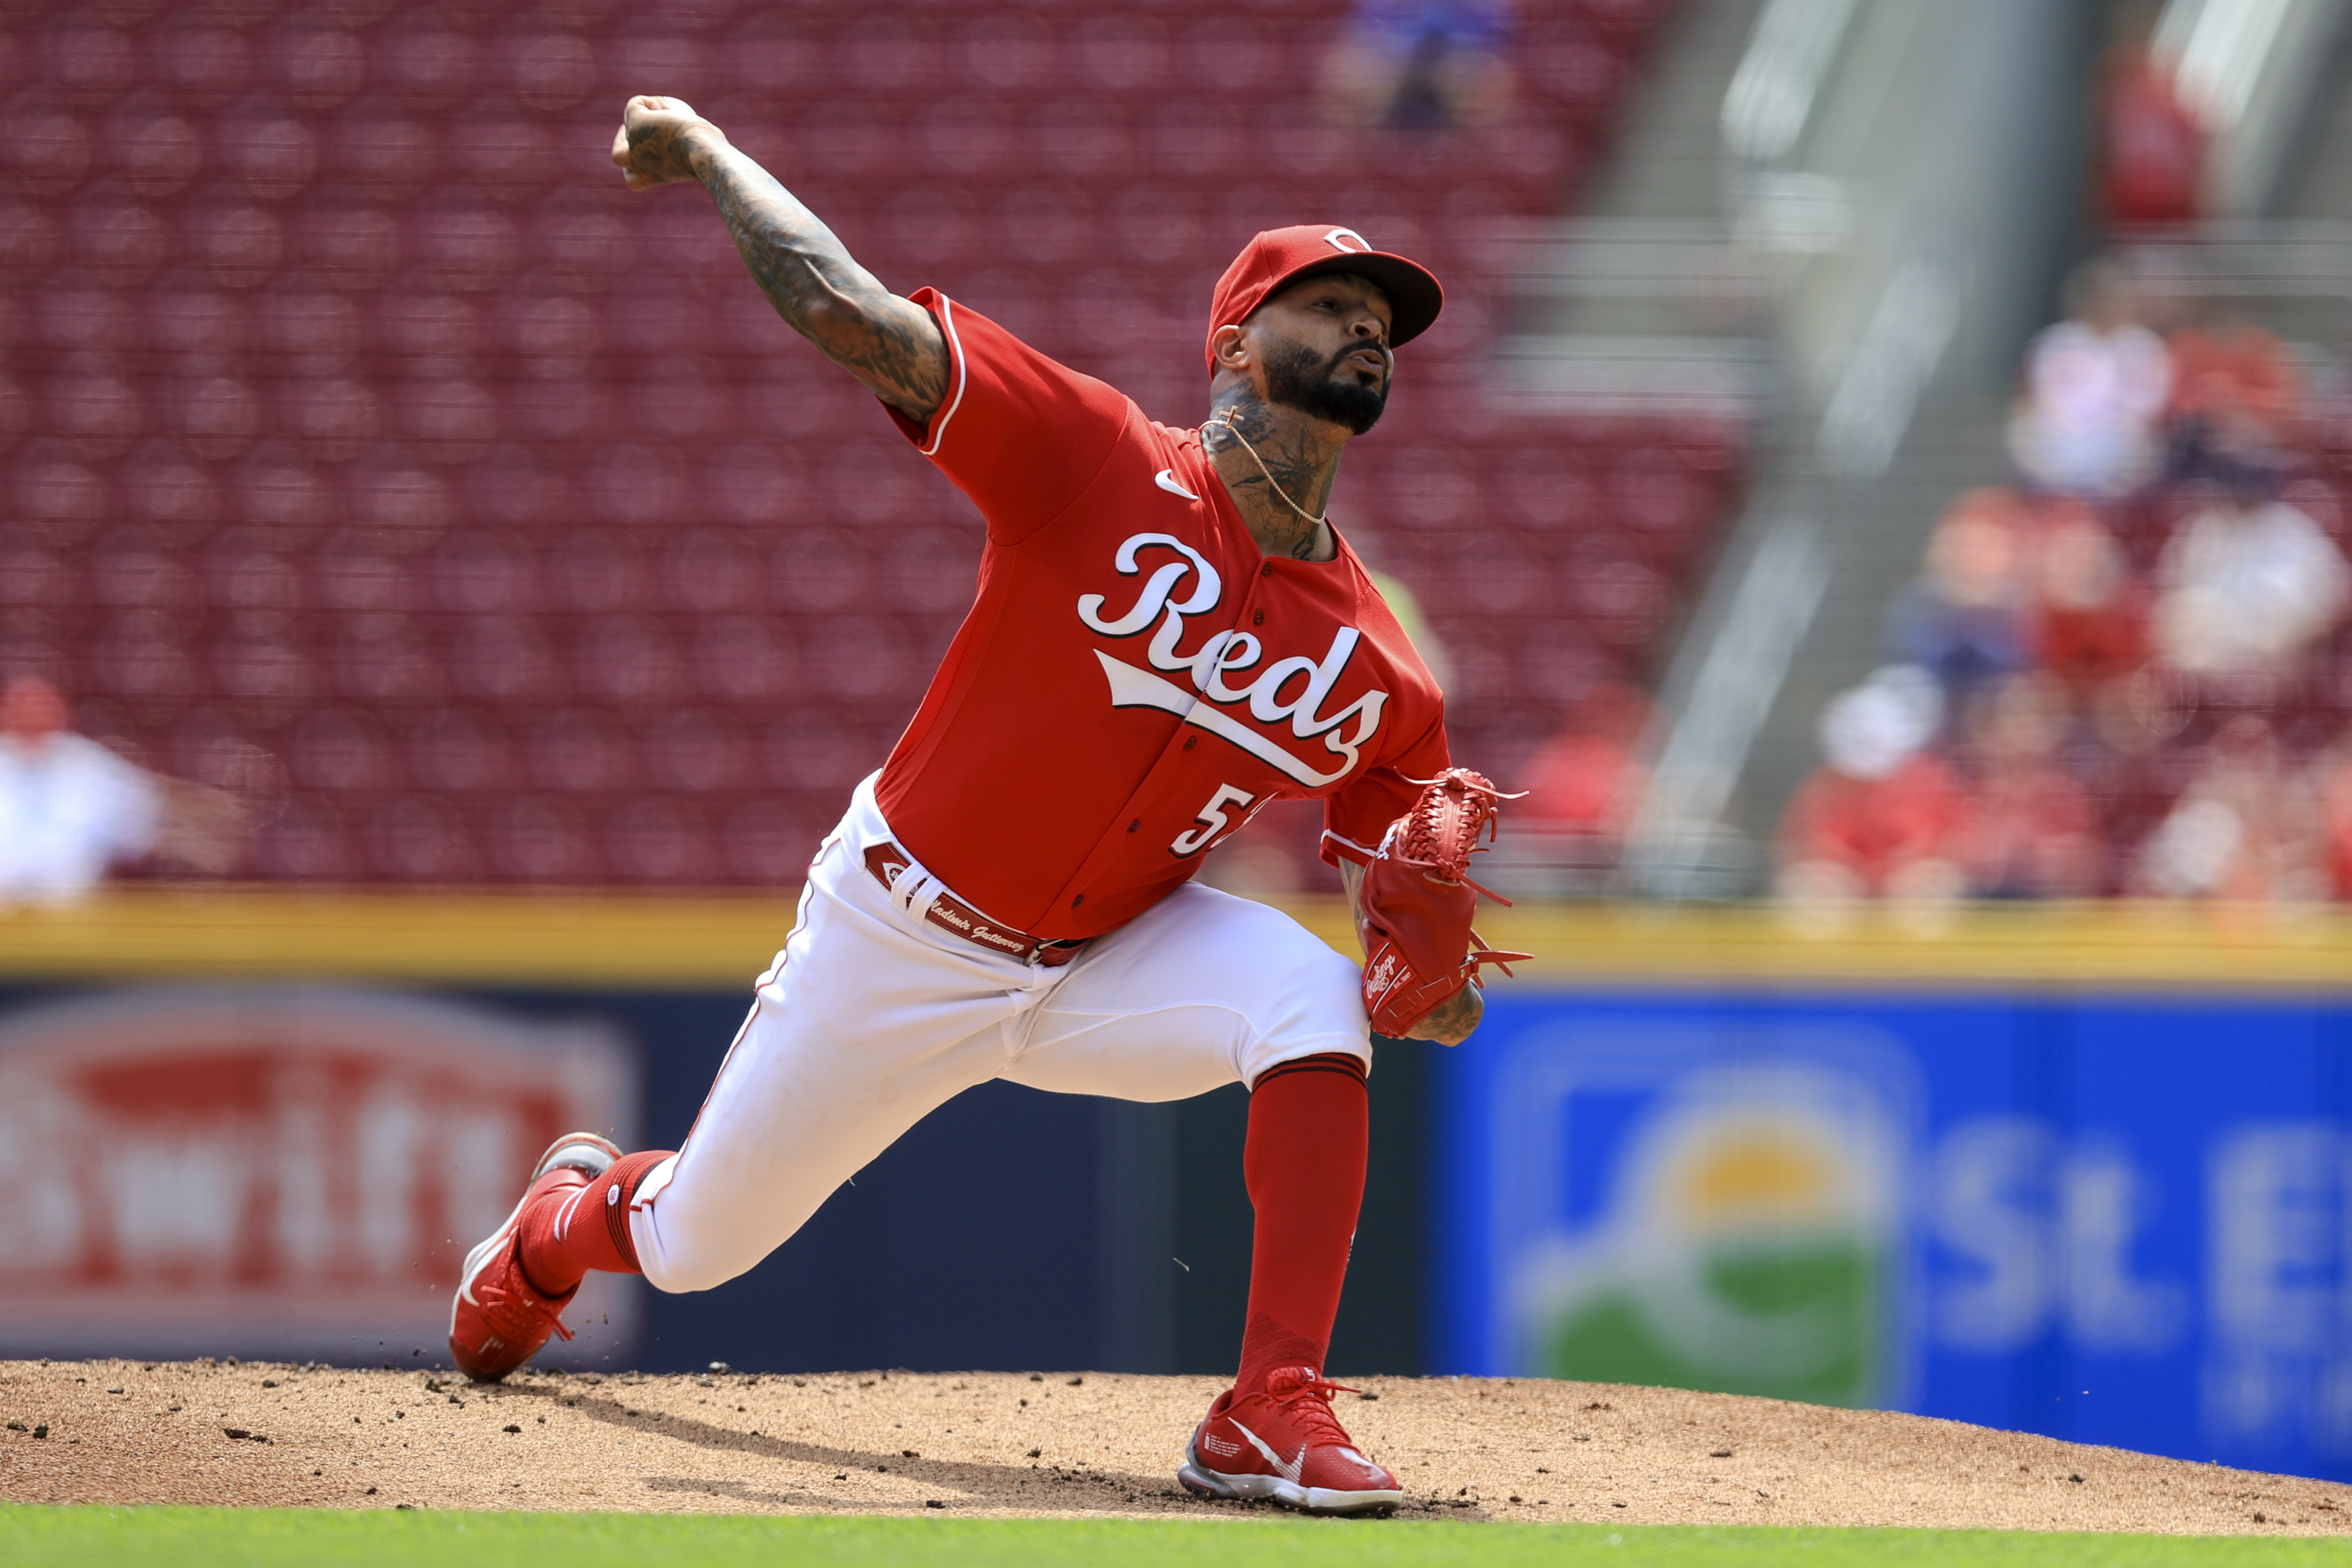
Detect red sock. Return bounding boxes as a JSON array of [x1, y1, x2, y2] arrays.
[[516, 1150, 671, 1297], [1235, 1053, 1370, 1396]]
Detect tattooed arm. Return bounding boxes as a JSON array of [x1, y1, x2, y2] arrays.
[[610, 96, 947, 421]]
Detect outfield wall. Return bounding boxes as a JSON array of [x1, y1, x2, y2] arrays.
[[4, 892, 2348, 1478], [0, 888, 1423, 1383]]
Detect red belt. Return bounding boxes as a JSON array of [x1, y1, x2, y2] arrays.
[[863, 842, 1085, 968]]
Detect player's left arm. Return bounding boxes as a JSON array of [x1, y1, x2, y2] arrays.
[[1339, 859, 1484, 1045]]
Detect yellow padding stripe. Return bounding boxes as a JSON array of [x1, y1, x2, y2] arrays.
[[1, 890, 2347, 991]]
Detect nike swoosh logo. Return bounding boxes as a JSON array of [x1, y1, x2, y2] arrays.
[[1154, 468, 1200, 500], [1229, 1417, 1306, 1483], [552, 1185, 588, 1242]]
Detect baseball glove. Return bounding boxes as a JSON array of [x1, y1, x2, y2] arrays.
[[1357, 768, 1533, 1037]]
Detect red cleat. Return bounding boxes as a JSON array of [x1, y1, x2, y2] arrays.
[[1178, 1366, 1403, 1515], [448, 1132, 622, 1383]]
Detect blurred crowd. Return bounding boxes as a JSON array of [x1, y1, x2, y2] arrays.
[[1778, 257, 2352, 914], [0, 675, 243, 908]]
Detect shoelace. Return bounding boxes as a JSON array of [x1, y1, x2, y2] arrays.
[[1263, 1368, 1362, 1448], [476, 1280, 574, 1342]]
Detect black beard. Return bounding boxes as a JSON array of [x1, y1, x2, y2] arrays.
[[1262, 337, 1388, 436]]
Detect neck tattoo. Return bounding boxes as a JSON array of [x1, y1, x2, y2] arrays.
[[1205, 410, 1329, 528]]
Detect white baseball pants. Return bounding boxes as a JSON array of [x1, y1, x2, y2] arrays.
[[625, 775, 1372, 1294]]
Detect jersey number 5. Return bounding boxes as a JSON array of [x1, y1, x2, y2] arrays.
[[1171, 784, 1258, 857]]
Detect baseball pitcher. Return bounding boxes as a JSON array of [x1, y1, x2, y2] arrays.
[[449, 95, 1527, 1517]]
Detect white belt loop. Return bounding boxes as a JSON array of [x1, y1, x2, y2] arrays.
[[891, 867, 942, 928]]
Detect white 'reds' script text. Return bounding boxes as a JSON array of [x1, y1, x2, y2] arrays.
[[1079, 534, 1389, 788]]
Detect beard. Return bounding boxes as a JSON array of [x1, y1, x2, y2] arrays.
[[1262, 336, 1389, 435]]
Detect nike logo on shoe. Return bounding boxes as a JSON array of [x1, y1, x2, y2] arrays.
[[457, 1219, 519, 1309], [1154, 469, 1200, 500], [1230, 1418, 1306, 1484]]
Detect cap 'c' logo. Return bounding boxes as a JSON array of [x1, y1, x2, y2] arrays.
[[1323, 227, 1372, 254]]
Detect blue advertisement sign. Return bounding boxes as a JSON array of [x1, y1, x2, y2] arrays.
[[1433, 989, 2352, 1481]]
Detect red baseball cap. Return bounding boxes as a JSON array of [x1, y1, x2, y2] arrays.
[[1204, 225, 1444, 373]]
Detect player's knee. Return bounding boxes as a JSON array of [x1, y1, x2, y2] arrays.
[[639, 1249, 751, 1295], [634, 1217, 764, 1295]]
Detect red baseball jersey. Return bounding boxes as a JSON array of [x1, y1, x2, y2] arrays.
[[870, 290, 1450, 941]]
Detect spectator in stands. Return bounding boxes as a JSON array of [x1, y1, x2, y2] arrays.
[[1776, 667, 1969, 915], [2008, 259, 2171, 499], [2314, 739, 2352, 900], [2097, 4, 2206, 227], [2069, 663, 2192, 868], [2136, 715, 2324, 904], [2163, 304, 2302, 479], [1886, 488, 2033, 718], [1518, 680, 1652, 849], [2026, 500, 2147, 701], [0, 676, 243, 907], [1956, 672, 2103, 899], [1321, 0, 1515, 131], [2150, 472, 2348, 701]]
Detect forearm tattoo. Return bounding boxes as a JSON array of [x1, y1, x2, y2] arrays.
[[694, 143, 947, 420]]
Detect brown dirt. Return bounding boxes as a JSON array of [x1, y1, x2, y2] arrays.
[[1, 1359, 2345, 1534]]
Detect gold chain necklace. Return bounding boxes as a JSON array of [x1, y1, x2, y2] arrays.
[[1204, 410, 1329, 527]]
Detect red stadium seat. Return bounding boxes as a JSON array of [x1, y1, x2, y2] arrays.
[[210, 611, 317, 705], [724, 796, 829, 886], [484, 795, 601, 884], [771, 524, 869, 612], [250, 798, 364, 882], [655, 526, 754, 614], [643, 707, 752, 795], [692, 613, 797, 704], [333, 612, 444, 706], [404, 706, 521, 796], [0, 527, 76, 608], [760, 711, 857, 794], [286, 704, 399, 793], [1021, 99, 1138, 185], [1442, 535, 1549, 617], [797, 613, 929, 703], [606, 797, 717, 884], [524, 708, 641, 795], [368, 792, 482, 883], [88, 525, 193, 608], [572, 612, 687, 707]]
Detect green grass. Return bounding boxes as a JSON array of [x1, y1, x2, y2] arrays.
[[3, 1506, 2346, 1568]]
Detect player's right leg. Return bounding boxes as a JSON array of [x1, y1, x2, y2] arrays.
[[450, 778, 1046, 1380]]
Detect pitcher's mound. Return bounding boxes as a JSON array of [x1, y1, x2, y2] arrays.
[[0, 1360, 2340, 1533]]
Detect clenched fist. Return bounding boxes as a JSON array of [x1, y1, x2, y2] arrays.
[[610, 95, 729, 189]]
